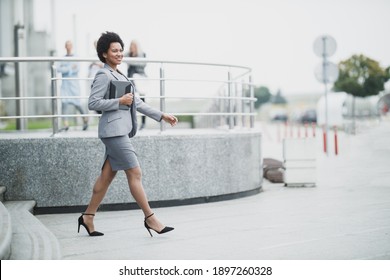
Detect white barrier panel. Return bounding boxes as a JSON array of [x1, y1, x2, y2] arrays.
[[283, 138, 316, 187]]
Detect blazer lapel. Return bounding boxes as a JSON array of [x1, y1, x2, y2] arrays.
[[103, 65, 138, 137]]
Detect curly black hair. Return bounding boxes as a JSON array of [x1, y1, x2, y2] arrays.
[[96, 31, 124, 63]]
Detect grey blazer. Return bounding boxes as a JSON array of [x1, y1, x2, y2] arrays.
[[88, 64, 163, 138]]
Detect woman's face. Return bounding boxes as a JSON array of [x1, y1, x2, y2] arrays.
[[104, 42, 123, 67]]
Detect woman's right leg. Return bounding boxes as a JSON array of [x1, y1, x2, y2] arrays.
[[82, 159, 117, 232]]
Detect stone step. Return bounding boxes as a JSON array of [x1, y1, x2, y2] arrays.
[[0, 186, 5, 202], [0, 201, 12, 259], [4, 200, 62, 260]]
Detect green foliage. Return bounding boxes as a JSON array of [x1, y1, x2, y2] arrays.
[[333, 54, 390, 97], [0, 119, 52, 130], [254, 86, 272, 108], [177, 115, 194, 128]]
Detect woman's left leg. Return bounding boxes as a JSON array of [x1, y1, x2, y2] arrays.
[[124, 166, 166, 232]]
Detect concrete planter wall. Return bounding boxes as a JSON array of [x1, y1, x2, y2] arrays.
[[0, 130, 262, 212]]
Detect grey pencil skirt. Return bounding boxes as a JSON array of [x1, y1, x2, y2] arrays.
[[101, 135, 139, 171]]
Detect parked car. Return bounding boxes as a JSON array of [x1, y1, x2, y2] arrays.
[[269, 108, 288, 122], [272, 113, 288, 122], [300, 109, 317, 123]]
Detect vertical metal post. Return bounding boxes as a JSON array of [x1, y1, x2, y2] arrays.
[[228, 71, 234, 129], [159, 63, 166, 132], [241, 79, 245, 127], [249, 74, 255, 128], [219, 91, 224, 127], [50, 0, 57, 54], [14, 62, 23, 129], [51, 63, 59, 135], [234, 79, 238, 127], [14, 24, 26, 131], [322, 37, 329, 156]]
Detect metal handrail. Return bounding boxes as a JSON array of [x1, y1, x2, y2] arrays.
[[0, 57, 255, 134], [0, 56, 251, 70], [0, 96, 256, 101]]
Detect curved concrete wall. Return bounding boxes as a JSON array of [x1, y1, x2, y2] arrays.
[[0, 130, 262, 211]]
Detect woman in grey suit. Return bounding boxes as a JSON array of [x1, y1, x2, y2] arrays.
[[78, 32, 178, 237]]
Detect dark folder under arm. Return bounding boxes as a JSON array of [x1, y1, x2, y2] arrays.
[[109, 80, 134, 110]]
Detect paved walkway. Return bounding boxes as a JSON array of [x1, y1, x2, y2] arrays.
[[37, 119, 390, 260]]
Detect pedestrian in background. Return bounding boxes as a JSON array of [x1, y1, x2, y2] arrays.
[[127, 40, 148, 130], [58, 40, 88, 131]]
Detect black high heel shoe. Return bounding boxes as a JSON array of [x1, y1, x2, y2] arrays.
[[78, 213, 104, 236], [144, 213, 174, 237]]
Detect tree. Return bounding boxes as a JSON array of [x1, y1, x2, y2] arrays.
[[333, 54, 390, 133], [333, 54, 390, 97], [253, 86, 271, 109]]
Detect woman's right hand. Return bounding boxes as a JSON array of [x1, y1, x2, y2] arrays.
[[119, 93, 133, 106]]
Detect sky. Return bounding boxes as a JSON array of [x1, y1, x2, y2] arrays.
[[33, 0, 390, 95]]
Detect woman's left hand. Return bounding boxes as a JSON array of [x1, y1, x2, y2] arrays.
[[162, 113, 178, 126]]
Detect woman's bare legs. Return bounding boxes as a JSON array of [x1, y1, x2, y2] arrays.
[[124, 166, 166, 232], [83, 159, 117, 232]]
